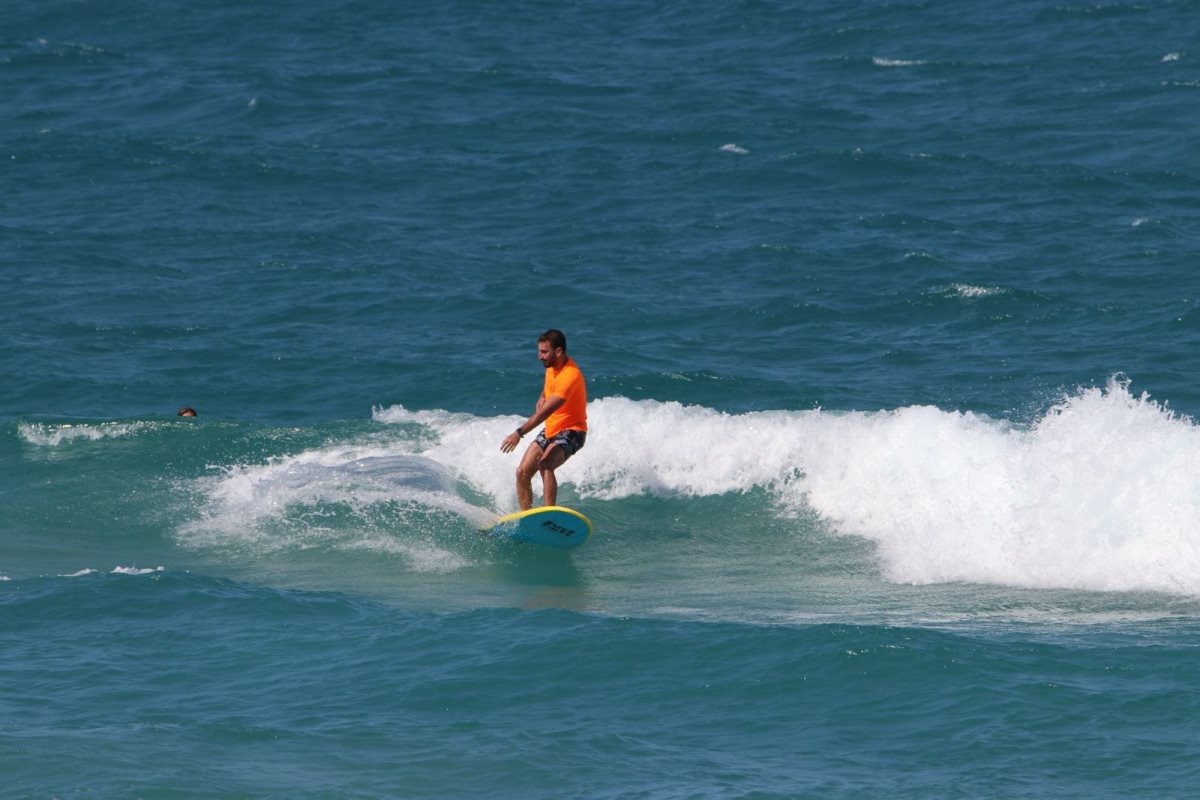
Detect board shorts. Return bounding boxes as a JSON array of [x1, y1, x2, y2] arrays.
[[535, 428, 587, 460]]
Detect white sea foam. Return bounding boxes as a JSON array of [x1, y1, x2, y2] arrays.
[[57, 567, 163, 577], [375, 378, 1200, 595], [111, 566, 164, 575], [18, 421, 155, 446], [793, 381, 1200, 595], [1163, 52, 1182, 62], [719, 143, 750, 155], [172, 382, 1200, 594], [946, 283, 1007, 299], [873, 56, 926, 67]]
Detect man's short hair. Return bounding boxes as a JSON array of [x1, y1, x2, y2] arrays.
[[538, 329, 567, 352]]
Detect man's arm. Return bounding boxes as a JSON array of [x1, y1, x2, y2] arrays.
[[500, 395, 565, 453]]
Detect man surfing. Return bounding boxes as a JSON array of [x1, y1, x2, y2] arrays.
[[499, 329, 588, 510]]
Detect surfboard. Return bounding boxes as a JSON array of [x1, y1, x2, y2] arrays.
[[484, 505, 593, 550]]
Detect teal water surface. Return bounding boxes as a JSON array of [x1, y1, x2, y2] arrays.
[[4, 1, 1200, 797]]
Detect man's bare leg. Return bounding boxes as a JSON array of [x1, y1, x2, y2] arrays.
[[515, 441, 544, 510], [537, 445, 567, 507]]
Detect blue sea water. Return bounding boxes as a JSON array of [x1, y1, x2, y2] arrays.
[[4, 0, 1200, 796]]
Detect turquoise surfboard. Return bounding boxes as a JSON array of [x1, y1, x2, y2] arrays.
[[485, 506, 593, 550]]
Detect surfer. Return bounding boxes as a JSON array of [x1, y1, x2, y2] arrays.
[[177, 407, 197, 417], [500, 329, 588, 510]]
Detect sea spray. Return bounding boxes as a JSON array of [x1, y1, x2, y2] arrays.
[[179, 450, 480, 572]]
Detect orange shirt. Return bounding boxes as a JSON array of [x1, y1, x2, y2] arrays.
[[542, 357, 588, 437]]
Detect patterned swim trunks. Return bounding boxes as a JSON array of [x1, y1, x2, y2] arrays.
[[534, 428, 587, 460]]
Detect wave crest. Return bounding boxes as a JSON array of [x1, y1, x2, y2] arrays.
[[375, 379, 1200, 595]]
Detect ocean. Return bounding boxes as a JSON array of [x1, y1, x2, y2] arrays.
[[4, 0, 1200, 797]]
